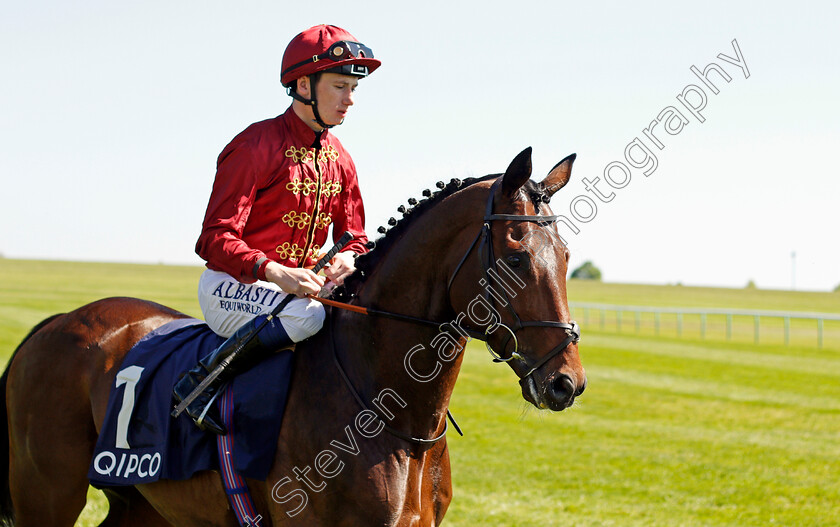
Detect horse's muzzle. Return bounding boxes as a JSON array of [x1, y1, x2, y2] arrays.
[[520, 372, 586, 411]]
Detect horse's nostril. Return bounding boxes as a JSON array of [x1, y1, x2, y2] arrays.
[[549, 374, 575, 403]]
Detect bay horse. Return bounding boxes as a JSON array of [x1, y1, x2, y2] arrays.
[[1, 147, 585, 526]]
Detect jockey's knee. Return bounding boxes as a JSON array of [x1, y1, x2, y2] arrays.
[[279, 297, 325, 343]]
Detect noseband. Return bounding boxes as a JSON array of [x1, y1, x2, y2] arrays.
[[446, 179, 581, 379]]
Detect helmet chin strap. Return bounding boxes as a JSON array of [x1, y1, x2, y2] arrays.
[[287, 87, 335, 130]]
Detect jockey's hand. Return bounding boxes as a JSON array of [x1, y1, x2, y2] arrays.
[[265, 262, 325, 297], [323, 251, 356, 286]]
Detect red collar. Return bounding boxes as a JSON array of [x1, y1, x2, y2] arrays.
[[282, 105, 330, 146]]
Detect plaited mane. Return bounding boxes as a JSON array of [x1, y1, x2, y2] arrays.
[[328, 173, 548, 301]]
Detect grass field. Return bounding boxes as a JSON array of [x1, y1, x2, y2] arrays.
[[1, 258, 838, 526]]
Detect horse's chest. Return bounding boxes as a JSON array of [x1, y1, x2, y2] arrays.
[[339, 450, 446, 526], [268, 447, 444, 526], [372, 448, 451, 526], [366, 451, 425, 523]]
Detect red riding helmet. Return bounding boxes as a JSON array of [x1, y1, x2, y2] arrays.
[[281, 25, 381, 88]]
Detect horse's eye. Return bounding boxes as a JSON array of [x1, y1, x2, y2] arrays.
[[506, 255, 521, 268]]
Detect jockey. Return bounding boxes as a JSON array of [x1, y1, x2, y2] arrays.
[[173, 24, 380, 435]]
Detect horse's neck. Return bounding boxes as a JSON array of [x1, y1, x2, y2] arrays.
[[333, 313, 463, 439], [338, 212, 475, 440]]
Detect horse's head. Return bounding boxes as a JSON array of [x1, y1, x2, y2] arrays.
[[449, 147, 586, 411]]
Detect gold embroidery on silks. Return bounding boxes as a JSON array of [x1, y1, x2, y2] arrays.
[[285, 146, 313, 164], [322, 180, 342, 197], [307, 244, 321, 262], [285, 145, 340, 165], [319, 145, 339, 163], [285, 177, 342, 197], [284, 144, 342, 195], [275, 242, 306, 261], [314, 212, 332, 230], [274, 242, 323, 262], [282, 211, 311, 229], [280, 143, 339, 264], [285, 178, 316, 196]]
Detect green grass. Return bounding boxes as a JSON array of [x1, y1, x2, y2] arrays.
[[0, 259, 203, 355], [1, 260, 838, 526], [447, 334, 840, 526]]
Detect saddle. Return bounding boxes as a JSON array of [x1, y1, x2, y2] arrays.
[[88, 318, 293, 488]]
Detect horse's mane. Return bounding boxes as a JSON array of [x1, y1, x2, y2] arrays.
[[329, 173, 548, 301]]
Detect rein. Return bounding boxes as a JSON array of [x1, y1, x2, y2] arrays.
[[327, 314, 456, 446], [316, 178, 581, 444], [310, 296, 485, 339]]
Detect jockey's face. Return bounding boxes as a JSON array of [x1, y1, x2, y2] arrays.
[[296, 73, 358, 131], [315, 73, 358, 126]]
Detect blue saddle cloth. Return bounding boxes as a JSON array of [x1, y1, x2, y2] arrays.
[[88, 318, 293, 488]]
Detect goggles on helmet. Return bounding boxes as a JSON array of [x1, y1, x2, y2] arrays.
[[282, 40, 375, 80], [324, 40, 374, 61]]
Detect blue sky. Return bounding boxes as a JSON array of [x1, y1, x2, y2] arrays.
[[2, 1, 838, 291]]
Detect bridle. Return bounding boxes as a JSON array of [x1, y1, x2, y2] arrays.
[[316, 177, 582, 444], [447, 178, 581, 379]]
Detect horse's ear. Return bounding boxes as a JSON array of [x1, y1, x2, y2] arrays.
[[501, 147, 533, 197], [539, 153, 576, 198]]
